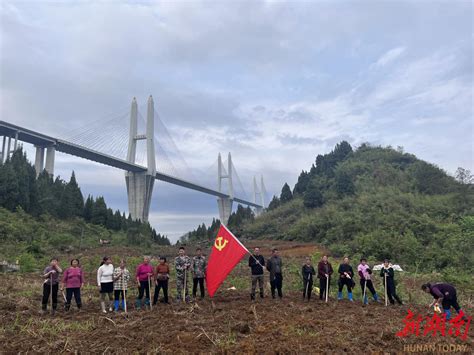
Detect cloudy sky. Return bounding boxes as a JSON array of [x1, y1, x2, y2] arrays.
[[1, 1, 472, 242]]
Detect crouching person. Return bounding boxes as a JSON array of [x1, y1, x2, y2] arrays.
[[41, 258, 62, 315], [422, 283, 467, 320], [113, 259, 130, 312]]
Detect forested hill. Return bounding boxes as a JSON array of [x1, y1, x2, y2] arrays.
[[0, 149, 170, 259], [242, 142, 474, 276]]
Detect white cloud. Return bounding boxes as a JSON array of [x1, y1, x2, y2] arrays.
[[374, 46, 406, 67], [1, 0, 472, 239]]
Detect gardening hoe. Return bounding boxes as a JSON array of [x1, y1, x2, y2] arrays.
[[148, 275, 153, 311], [384, 272, 388, 307], [325, 276, 329, 303], [61, 290, 67, 302], [305, 273, 310, 300], [122, 273, 127, 314], [183, 266, 187, 303], [50, 273, 54, 315], [362, 279, 367, 305]]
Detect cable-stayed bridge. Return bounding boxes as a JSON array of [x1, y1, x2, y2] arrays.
[[0, 96, 267, 223]]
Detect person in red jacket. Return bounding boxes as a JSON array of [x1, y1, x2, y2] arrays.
[[317, 255, 333, 301], [153, 257, 170, 305], [61, 258, 84, 311], [135, 256, 154, 309]]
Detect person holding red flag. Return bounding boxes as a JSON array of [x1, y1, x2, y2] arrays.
[[249, 247, 266, 300], [205, 224, 249, 298]]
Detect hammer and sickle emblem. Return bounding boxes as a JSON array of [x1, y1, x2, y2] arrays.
[[214, 236, 228, 251]]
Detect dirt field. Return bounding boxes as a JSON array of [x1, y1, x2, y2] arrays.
[[0, 241, 472, 354]]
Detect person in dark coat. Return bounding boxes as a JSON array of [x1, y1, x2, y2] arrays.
[[337, 257, 355, 301], [248, 247, 265, 300], [380, 259, 402, 305], [317, 255, 333, 300], [302, 257, 315, 301], [266, 248, 283, 299], [422, 283, 467, 320]]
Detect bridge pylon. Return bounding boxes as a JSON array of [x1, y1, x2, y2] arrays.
[[125, 96, 156, 222], [217, 152, 233, 223]]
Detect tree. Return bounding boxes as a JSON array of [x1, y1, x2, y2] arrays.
[[280, 183, 293, 203], [66, 172, 84, 217], [455, 167, 473, 185], [332, 141, 353, 162], [83, 195, 94, 222], [0, 162, 19, 211], [37, 171, 56, 215], [293, 170, 310, 195], [267, 196, 280, 211], [334, 171, 355, 197], [91, 196, 107, 225], [303, 184, 324, 208]]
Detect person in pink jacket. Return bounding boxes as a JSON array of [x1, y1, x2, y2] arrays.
[[61, 259, 84, 311], [135, 256, 154, 309]]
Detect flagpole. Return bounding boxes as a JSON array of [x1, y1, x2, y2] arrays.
[[220, 224, 262, 265]]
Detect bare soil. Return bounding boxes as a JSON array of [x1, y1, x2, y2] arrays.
[[0, 241, 472, 354]]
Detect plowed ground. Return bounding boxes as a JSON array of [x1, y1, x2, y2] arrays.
[[0, 241, 472, 354]]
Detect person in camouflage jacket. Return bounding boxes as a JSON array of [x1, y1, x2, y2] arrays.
[[175, 246, 191, 302], [192, 248, 207, 299]]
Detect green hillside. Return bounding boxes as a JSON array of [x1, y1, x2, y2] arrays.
[[242, 142, 474, 278]]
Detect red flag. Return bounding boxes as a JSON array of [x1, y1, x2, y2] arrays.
[[205, 224, 248, 297]]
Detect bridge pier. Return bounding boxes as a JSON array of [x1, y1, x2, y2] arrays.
[[0, 136, 6, 163], [126, 172, 155, 222], [34, 146, 45, 176], [217, 197, 233, 223], [6, 136, 11, 161], [13, 131, 18, 151], [217, 152, 234, 224], [45, 146, 55, 177], [125, 96, 156, 222]]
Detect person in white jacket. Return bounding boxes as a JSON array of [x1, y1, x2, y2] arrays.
[[97, 256, 114, 313]]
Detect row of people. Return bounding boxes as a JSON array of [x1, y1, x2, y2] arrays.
[[41, 246, 206, 313], [41, 251, 399, 313], [42, 250, 465, 321], [248, 248, 402, 305]]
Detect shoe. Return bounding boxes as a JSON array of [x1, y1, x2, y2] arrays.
[[114, 300, 120, 312], [109, 306, 113, 312], [348, 292, 353, 302], [250, 294, 255, 301], [337, 292, 343, 300], [444, 309, 452, 320]]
